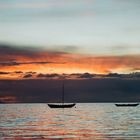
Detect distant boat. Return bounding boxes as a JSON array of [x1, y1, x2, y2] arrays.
[[115, 103, 139, 107], [48, 80, 76, 108], [48, 103, 76, 108]]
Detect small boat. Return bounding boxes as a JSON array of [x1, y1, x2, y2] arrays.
[[48, 103, 76, 108], [48, 80, 76, 108], [115, 103, 139, 107]]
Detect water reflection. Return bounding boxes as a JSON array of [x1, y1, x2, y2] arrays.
[[0, 103, 140, 139]]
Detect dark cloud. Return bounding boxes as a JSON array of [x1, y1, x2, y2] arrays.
[[0, 71, 140, 79], [0, 61, 54, 66], [37, 73, 61, 79], [37, 73, 45, 78], [106, 72, 140, 78], [14, 71, 23, 74], [36, 73, 96, 79], [0, 72, 10, 74], [23, 74, 33, 78], [0, 61, 19, 66], [78, 73, 95, 79], [106, 73, 122, 78], [67, 73, 82, 79], [0, 78, 140, 103], [36, 73, 90, 79], [28, 72, 140, 79], [25, 71, 36, 74], [0, 43, 70, 58], [0, 44, 39, 58], [124, 72, 140, 78]]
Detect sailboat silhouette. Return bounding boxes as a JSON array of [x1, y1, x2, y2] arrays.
[[48, 80, 76, 108]]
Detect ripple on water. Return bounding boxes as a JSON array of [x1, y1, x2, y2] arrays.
[[0, 103, 140, 139]]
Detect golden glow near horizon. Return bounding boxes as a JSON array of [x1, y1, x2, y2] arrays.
[[0, 50, 140, 79]]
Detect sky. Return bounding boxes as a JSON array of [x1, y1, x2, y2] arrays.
[[0, 0, 140, 103], [0, 0, 140, 55], [0, 0, 140, 76]]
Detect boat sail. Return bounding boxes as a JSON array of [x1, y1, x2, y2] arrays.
[[48, 80, 76, 108]]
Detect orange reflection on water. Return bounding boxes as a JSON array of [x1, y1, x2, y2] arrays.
[[0, 103, 140, 140]]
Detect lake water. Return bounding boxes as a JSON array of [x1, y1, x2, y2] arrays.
[[0, 103, 140, 140]]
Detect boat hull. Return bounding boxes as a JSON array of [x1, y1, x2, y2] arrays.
[[115, 103, 139, 107], [48, 103, 76, 108]]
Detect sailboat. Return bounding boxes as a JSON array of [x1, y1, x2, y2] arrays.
[[115, 103, 139, 107], [48, 80, 76, 108]]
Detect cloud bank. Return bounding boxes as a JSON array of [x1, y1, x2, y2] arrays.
[[0, 44, 140, 75], [0, 78, 140, 103]]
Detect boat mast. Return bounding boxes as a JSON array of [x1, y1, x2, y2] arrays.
[[62, 80, 64, 105]]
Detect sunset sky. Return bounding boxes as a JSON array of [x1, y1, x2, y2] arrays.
[[0, 0, 140, 103], [0, 0, 140, 78]]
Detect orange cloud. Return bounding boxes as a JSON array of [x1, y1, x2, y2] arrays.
[[0, 45, 140, 77]]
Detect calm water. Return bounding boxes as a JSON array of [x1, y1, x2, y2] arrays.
[[0, 103, 140, 140]]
